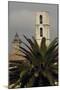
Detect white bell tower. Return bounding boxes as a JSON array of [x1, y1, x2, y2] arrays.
[[35, 11, 50, 46]]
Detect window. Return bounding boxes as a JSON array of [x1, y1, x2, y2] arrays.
[[40, 15, 43, 24], [40, 27, 43, 37]]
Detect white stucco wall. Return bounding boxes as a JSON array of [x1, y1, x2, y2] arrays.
[[35, 11, 50, 47]]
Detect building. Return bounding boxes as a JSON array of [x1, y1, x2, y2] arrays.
[[35, 11, 50, 46], [9, 11, 50, 61], [9, 33, 25, 62]]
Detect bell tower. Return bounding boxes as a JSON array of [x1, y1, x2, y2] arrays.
[[35, 12, 50, 46]]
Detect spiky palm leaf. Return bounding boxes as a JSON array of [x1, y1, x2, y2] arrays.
[[9, 36, 58, 88], [18, 36, 58, 87], [8, 60, 30, 88]]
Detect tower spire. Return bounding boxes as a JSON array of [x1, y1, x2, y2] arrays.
[[12, 32, 21, 44], [9, 33, 24, 61]]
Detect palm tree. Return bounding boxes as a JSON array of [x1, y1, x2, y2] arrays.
[[9, 36, 58, 88], [18, 36, 58, 87]]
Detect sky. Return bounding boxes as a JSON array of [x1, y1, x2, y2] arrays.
[[8, 1, 58, 52]]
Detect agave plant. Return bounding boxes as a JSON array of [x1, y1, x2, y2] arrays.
[[9, 36, 58, 88]]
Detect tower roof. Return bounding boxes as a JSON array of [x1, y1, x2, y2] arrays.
[[12, 33, 22, 44]]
